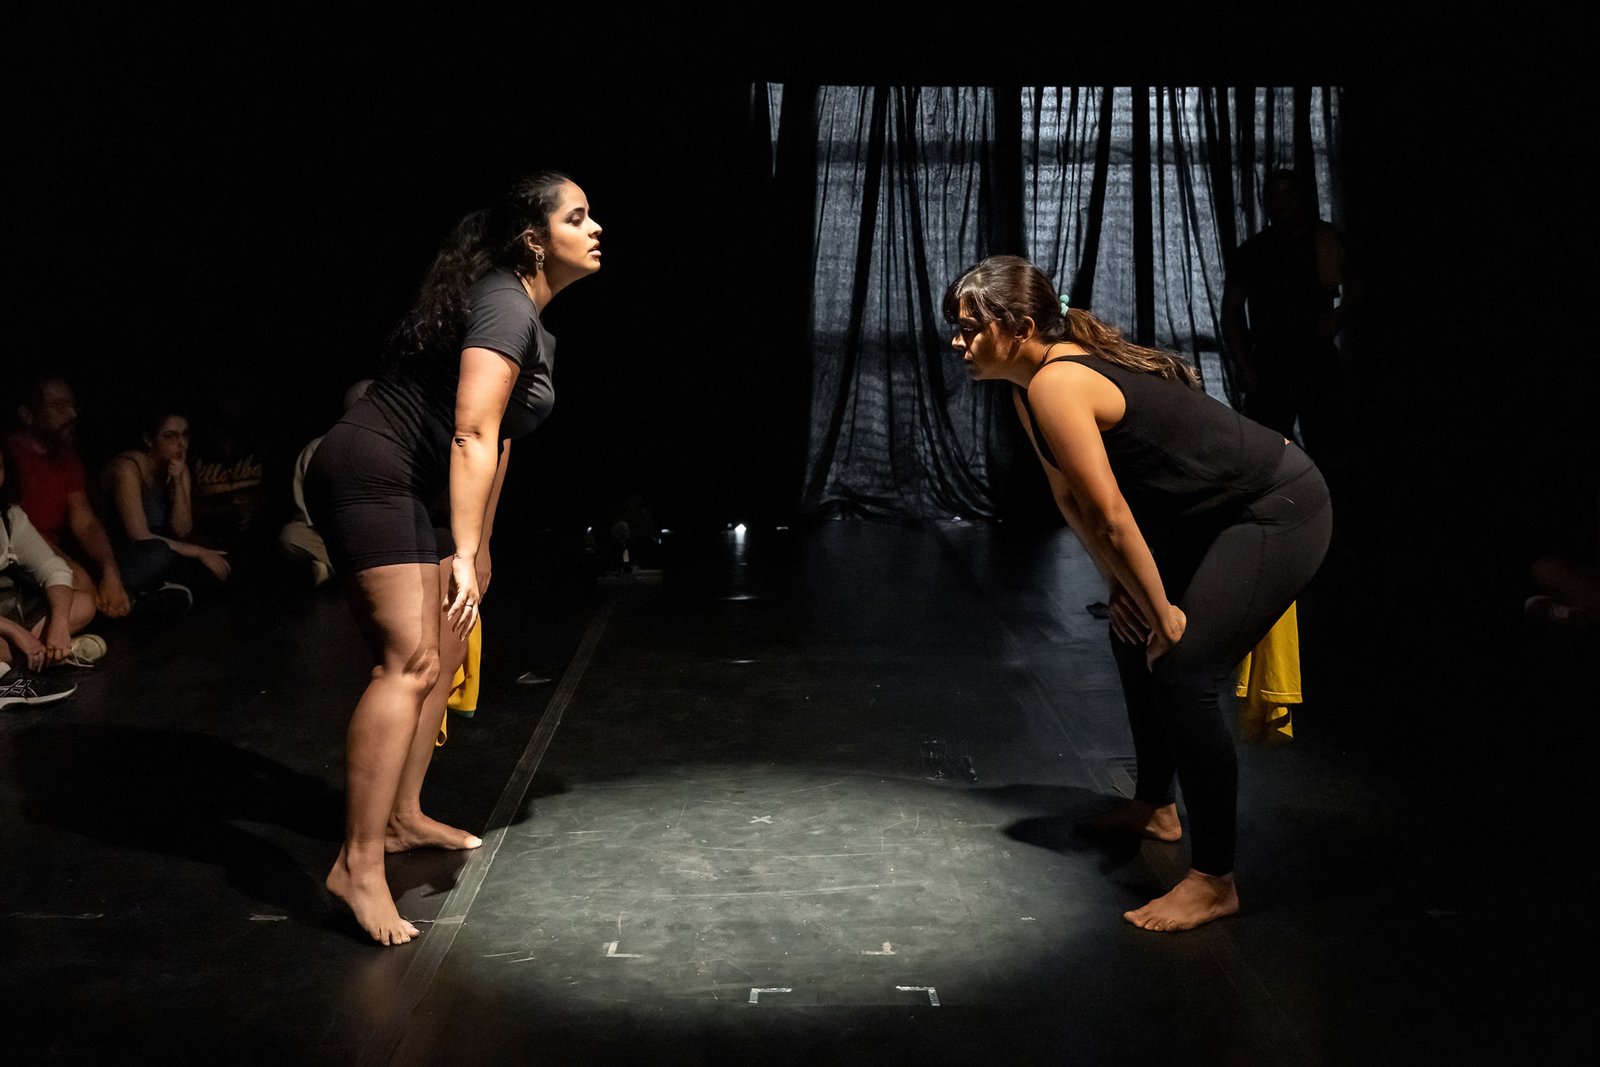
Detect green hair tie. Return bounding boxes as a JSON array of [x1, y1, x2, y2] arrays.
[[1059, 294, 1071, 316]]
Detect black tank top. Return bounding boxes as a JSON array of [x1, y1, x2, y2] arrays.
[[1017, 354, 1286, 539]]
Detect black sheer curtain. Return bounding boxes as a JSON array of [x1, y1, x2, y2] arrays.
[[765, 85, 1344, 522], [781, 86, 1021, 520]]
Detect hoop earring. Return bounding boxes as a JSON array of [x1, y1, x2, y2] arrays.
[[534, 249, 545, 272]]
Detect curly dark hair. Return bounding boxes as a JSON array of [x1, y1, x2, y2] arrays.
[[943, 254, 1200, 388], [386, 170, 574, 360]]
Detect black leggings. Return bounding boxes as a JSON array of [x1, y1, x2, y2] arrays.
[[1112, 444, 1332, 875]]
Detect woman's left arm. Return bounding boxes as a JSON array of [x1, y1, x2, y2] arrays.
[[1027, 366, 1185, 660], [446, 346, 516, 637], [476, 440, 511, 598]]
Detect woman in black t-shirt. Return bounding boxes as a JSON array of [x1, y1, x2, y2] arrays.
[[946, 255, 1331, 933], [305, 172, 603, 945]]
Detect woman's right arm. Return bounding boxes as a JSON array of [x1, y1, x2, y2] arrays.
[[1012, 390, 1147, 644], [1014, 374, 1186, 661]]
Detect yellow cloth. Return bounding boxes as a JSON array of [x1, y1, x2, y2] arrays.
[[1235, 601, 1301, 744], [436, 615, 483, 747]]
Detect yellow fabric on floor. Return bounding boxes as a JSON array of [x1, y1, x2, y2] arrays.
[[436, 614, 483, 747], [1235, 601, 1300, 744]]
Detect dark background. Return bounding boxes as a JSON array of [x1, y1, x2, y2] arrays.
[[5, 6, 1596, 574]]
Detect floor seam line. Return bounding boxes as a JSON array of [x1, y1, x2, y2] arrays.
[[357, 588, 621, 1067]]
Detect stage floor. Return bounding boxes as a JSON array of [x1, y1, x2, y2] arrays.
[[3, 518, 1593, 1065]]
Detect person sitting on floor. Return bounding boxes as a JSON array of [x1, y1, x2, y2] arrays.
[[3, 372, 133, 625], [98, 408, 232, 612], [1, 451, 90, 709], [277, 379, 372, 587], [188, 392, 268, 554]]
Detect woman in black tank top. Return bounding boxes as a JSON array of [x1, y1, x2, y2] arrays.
[[945, 255, 1331, 933]]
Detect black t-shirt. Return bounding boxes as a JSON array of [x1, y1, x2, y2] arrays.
[[343, 268, 557, 487]]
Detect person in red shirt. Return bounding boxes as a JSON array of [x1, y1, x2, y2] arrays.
[[5, 375, 132, 622]]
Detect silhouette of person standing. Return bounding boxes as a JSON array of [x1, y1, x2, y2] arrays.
[[1221, 169, 1356, 455]]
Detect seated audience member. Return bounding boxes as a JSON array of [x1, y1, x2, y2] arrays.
[[99, 409, 231, 610], [1526, 556, 1600, 629], [1, 453, 89, 709], [3, 374, 133, 623], [189, 392, 267, 552], [1525, 489, 1600, 631], [277, 379, 371, 587]]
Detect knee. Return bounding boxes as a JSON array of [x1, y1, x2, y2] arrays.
[[276, 523, 302, 555], [119, 538, 177, 587], [70, 563, 96, 596], [373, 644, 441, 698], [278, 522, 322, 559], [68, 591, 97, 631]]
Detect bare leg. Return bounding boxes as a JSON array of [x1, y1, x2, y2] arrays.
[[1083, 799, 1183, 842], [324, 563, 438, 946], [62, 558, 101, 631], [386, 559, 481, 853], [1123, 868, 1240, 932], [66, 587, 97, 632]]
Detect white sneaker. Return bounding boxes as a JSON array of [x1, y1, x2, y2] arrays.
[[63, 633, 108, 667]]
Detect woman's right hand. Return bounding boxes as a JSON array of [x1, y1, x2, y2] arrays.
[[1107, 583, 1150, 645], [445, 553, 480, 641], [1145, 605, 1188, 670]]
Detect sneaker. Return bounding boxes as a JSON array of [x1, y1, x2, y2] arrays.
[[134, 581, 194, 618], [61, 633, 108, 668], [0, 667, 77, 710]]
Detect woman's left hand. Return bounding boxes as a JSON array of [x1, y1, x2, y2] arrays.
[[1145, 605, 1187, 670], [445, 553, 481, 641], [197, 547, 231, 582]]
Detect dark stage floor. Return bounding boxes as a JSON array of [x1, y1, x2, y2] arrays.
[[3, 518, 1595, 1065]]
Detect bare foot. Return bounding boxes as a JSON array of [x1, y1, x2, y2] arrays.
[[326, 854, 420, 946], [1123, 869, 1240, 932], [1083, 800, 1183, 842], [385, 811, 483, 853]]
